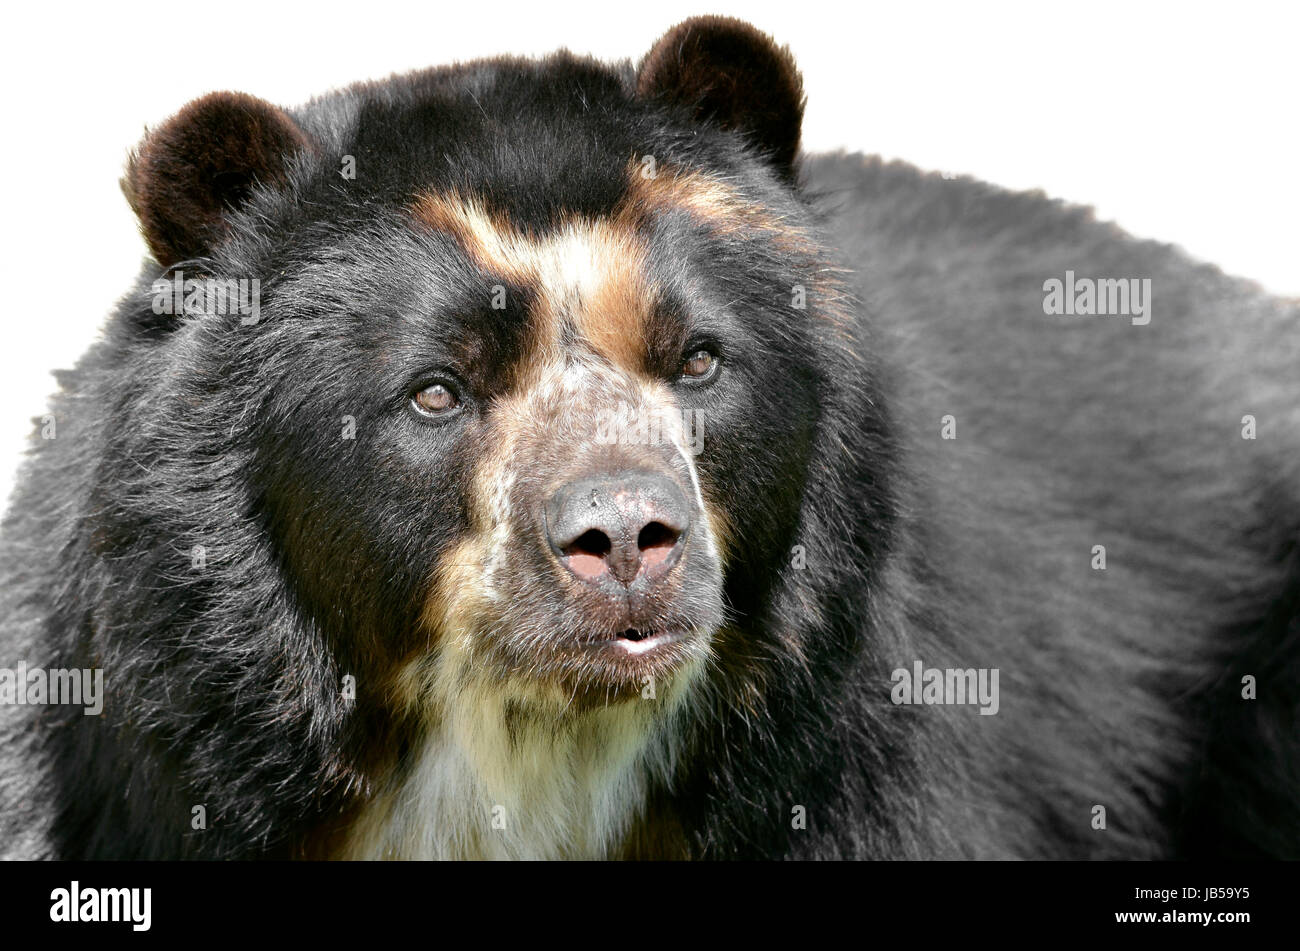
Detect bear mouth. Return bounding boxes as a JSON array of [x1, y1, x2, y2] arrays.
[[609, 628, 685, 655], [565, 627, 702, 682]]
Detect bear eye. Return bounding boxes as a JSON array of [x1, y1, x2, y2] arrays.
[[680, 348, 720, 383], [411, 382, 460, 417]]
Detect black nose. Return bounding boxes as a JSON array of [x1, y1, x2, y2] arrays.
[[545, 471, 690, 587]]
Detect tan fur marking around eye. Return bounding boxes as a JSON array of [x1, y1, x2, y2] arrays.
[[412, 191, 535, 283], [618, 159, 816, 256], [621, 164, 742, 225], [413, 161, 830, 377], [413, 191, 657, 375], [618, 160, 854, 334], [565, 224, 654, 373]]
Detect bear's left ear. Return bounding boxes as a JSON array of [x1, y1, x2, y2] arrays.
[[637, 16, 805, 181], [123, 92, 312, 267]]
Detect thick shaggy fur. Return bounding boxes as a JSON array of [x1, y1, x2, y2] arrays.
[[1, 18, 1297, 859]]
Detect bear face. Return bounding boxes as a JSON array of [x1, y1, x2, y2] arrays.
[[82, 17, 894, 858]]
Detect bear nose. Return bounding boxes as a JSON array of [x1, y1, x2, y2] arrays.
[[545, 472, 690, 587]]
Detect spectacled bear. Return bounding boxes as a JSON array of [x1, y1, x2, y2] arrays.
[[1, 16, 1297, 860]]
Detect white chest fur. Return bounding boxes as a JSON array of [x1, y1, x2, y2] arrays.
[[338, 687, 687, 860]]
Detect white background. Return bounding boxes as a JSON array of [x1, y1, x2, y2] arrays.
[[1, 0, 1296, 504]]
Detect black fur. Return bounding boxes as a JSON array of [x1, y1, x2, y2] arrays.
[[1, 17, 1297, 859]]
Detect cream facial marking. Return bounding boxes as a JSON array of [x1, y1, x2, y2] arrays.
[[413, 191, 654, 375]]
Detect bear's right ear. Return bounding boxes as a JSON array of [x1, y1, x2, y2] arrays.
[[123, 92, 311, 268]]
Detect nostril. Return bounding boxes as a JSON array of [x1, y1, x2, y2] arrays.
[[566, 529, 612, 559], [637, 521, 681, 574], [562, 528, 612, 582], [637, 521, 679, 552]]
